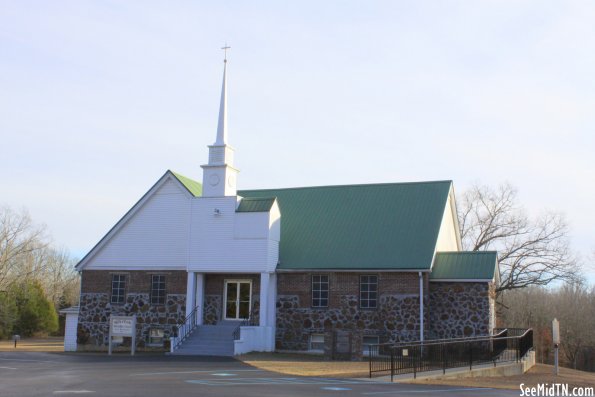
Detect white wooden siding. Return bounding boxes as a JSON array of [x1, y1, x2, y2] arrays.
[[84, 177, 191, 270], [81, 174, 280, 274], [187, 197, 279, 273], [435, 194, 460, 252]]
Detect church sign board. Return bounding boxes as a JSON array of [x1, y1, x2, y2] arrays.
[[108, 316, 136, 355]]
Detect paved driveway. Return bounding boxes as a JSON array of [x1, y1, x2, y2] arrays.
[[0, 351, 518, 397]]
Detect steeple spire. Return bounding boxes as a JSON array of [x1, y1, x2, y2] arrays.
[[215, 45, 230, 146], [201, 45, 239, 198]]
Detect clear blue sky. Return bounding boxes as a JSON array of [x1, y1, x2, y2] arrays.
[[1, 1, 593, 280]]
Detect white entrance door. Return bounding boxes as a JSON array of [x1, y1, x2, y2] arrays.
[[224, 280, 252, 320]]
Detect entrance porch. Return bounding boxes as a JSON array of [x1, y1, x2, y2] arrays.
[[171, 271, 276, 355]]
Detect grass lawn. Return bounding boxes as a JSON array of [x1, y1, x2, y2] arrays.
[[238, 352, 595, 390], [0, 337, 64, 352], [237, 352, 370, 378]]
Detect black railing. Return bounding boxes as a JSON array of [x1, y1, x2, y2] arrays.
[[493, 328, 528, 337], [392, 329, 508, 347], [232, 311, 257, 340], [171, 306, 199, 352], [369, 329, 533, 381]]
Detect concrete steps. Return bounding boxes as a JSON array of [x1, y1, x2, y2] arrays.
[[171, 322, 240, 356]]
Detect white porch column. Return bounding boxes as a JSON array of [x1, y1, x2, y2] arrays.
[[259, 272, 270, 327], [267, 273, 277, 328], [185, 271, 196, 319], [195, 273, 204, 326]]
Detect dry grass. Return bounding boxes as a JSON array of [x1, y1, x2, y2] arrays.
[[0, 337, 64, 352], [237, 352, 370, 378], [238, 353, 595, 391], [409, 364, 595, 390]]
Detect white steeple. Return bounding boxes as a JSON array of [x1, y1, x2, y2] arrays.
[[201, 46, 239, 198]]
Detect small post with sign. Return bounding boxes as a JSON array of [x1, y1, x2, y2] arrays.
[[109, 316, 136, 356], [12, 335, 20, 348], [552, 318, 560, 376]]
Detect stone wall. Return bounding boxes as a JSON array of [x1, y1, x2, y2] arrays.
[[428, 282, 493, 339], [275, 272, 429, 352], [77, 270, 187, 350]]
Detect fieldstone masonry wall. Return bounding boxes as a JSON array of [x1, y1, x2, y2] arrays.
[[77, 270, 187, 350], [275, 272, 430, 352], [428, 282, 494, 339], [78, 292, 186, 348], [77, 270, 494, 354]]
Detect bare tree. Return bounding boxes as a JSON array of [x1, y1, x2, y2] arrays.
[[554, 282, 594, 369], [0, 206, 48, 290], [39, 248, 79, 307], [501, 283, 595, 369], [458, 183, 578, 294]]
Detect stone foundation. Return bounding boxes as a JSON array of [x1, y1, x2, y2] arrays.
[[77, 292, 186, 348], [77, 270, 188, 350], [275, 292, 428, 351], [428, 282, 493, 339]]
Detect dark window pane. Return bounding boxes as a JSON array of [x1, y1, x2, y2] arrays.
[[312, 275, 329, 307]]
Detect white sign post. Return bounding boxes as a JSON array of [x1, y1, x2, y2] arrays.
[[552, 318, 560, 376], [109, 316, 136, 356]]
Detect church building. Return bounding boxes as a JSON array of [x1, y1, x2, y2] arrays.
[[72, 55, 498, 357]]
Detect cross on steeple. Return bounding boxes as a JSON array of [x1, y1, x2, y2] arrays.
[[221, 44, 231, 62]]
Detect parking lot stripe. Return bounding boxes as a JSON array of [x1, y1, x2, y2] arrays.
[[130, 369, 264, 376], [186, 377, 371, 386]]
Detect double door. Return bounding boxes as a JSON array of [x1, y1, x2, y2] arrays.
[[224, 280, 251, 320]]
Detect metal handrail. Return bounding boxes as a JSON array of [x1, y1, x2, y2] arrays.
[[369, 328, 533, 380], [389, 329, 508, 347], [232, 311, 257, 340], [171, 306, 199, 352]]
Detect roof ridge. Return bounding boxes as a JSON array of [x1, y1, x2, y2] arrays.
[[240, 196, 277, 200], [436, 251, 498, 255], [239, 180, 453, 193]]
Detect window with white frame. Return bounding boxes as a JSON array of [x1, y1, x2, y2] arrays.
[[309, 333, 325, 351], [111, 274, 126, 304], [151, 275, 166, 305], [362, 336, 380, 356], [312, 275, 329, 307], [360, 275, 378, 309]]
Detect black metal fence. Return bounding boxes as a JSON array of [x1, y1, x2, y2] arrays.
[[369, 328, 533, 381]]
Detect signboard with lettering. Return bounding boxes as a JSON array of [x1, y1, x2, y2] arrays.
[[111, 317, 135, 337], [552, 318, 560, 344], [108, 316, 136, 355]]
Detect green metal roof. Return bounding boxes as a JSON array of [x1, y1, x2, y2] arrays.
[[431, 251, 497, 280], [237, 197, 276, 212], [239, 181, 452, 270], [171, 170, 203, 196]]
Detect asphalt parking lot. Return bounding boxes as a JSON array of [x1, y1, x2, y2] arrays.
[[0, 351, 519, 397]]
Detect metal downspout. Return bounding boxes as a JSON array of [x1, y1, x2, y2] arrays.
[[419, 271, 424, 342]]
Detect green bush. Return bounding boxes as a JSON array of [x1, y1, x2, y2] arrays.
[[10, 280, 58, 337], [0, 292, 17, 339]]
